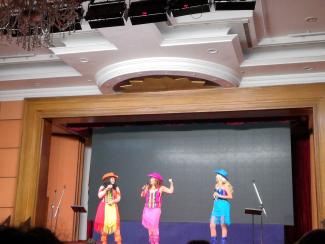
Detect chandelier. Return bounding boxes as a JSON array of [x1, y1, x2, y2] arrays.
[[0, 0, 83, 50]]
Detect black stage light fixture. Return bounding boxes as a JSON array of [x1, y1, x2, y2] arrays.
[[128, 0, 168, 25], [85, 0, 127, 28], [214, 0, 256, 11], [168, 0, 210, 17]]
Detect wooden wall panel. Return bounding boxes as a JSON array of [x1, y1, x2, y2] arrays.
[[0, 101, 24, 120], [46, 135, 83, 241], [0, 208, 13, 223], [310, 134, 318, 229], [0, 149, 20, 177], [315, 99, 325, 225], [13, 83, 325, 228], [0, 120, 22, 148], [0, 178, 17, 207], [14, 107, 42, 226], [0, 101, 24, 226], [35, 119, 52, 227]]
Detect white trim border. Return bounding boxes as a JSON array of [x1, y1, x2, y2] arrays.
[[0, 85, 101, 101]]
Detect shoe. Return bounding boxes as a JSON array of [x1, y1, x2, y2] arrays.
[[210, 236, 217, 244]]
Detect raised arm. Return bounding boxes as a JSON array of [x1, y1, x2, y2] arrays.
[[161, 178, 174, 194]]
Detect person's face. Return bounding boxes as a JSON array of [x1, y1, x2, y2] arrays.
[[216, 174, 226, 184], [109, 177, 116, 184], [150, 177, 157, 185], [216, 174, 223, 183]]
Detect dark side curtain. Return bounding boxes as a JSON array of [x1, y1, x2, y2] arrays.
[[287, 137, 312, 243]]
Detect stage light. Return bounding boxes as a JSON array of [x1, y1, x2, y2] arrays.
[[128, 0, 168, 25], [168, 0, 210, 17], [214, 0, 256, 11], [85, 0, 127, 28]]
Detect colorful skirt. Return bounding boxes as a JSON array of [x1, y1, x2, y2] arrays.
[[142, 207, 161, 230], [94, 201, 120, 236], [210, 199, 231, 225]]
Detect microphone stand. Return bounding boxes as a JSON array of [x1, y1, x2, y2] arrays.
[[50, 190, 57, 231], [54, 185, 66, 233], [252, 180, 267, 244]]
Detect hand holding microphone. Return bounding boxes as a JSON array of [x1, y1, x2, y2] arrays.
[[142, 184, 149, 191], [105, 184, 113, 191]]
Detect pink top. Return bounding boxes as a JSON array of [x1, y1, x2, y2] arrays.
[[145, 188, 162, 208]]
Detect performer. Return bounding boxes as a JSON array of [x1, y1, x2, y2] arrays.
[[141, 172, 174, 244], [93, 172, 122, 244], [210, 169, 233, 244]]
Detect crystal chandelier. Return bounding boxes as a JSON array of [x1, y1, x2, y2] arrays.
[[0, 0, 83, 50]]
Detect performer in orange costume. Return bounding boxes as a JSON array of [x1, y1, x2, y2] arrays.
[[94, 172, 122, 244]]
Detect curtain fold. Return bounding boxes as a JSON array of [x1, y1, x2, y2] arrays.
[[291, 138, 312, 241]]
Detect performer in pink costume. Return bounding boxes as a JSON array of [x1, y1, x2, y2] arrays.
[[141, 172, 174, 244]]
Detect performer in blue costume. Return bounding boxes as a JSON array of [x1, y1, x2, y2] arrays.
[[210, 169, 233, 244]]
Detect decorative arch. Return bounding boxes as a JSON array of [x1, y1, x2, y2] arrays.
[[96, 57, 241, 93]]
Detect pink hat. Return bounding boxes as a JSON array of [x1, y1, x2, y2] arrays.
[[148, 172, 164, 182]]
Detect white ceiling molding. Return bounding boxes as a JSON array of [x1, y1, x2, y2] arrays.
[[172, 10, 253, 25], [258, 34, 325, 47], [157, 22, 231, 40], [242, 43, 325, 67], [0, 61, 82, 81], [158, 22, 234, 46], [242, 55, 325, 67], [1, 1, 325, 95], [232, 35, 245, 63], [0, 85, 101, 101], [50, 30, 117, 55], [240, 72, 325, 87], [161, 10, 256, 49], [96, 57, 241, 93], [0, 54, 60, 65], [160, 35, 237, 46], [50, 42, 117, 55]]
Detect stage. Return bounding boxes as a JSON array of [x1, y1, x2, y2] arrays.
[[83, 221, 284, 244]]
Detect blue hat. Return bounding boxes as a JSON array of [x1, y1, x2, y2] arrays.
[[214, 169, 229, 179]]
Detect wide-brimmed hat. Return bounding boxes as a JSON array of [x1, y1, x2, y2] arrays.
[[102, 172, 118, 181], [148, 172, 164, 182], [214, 169, 229, 179]]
